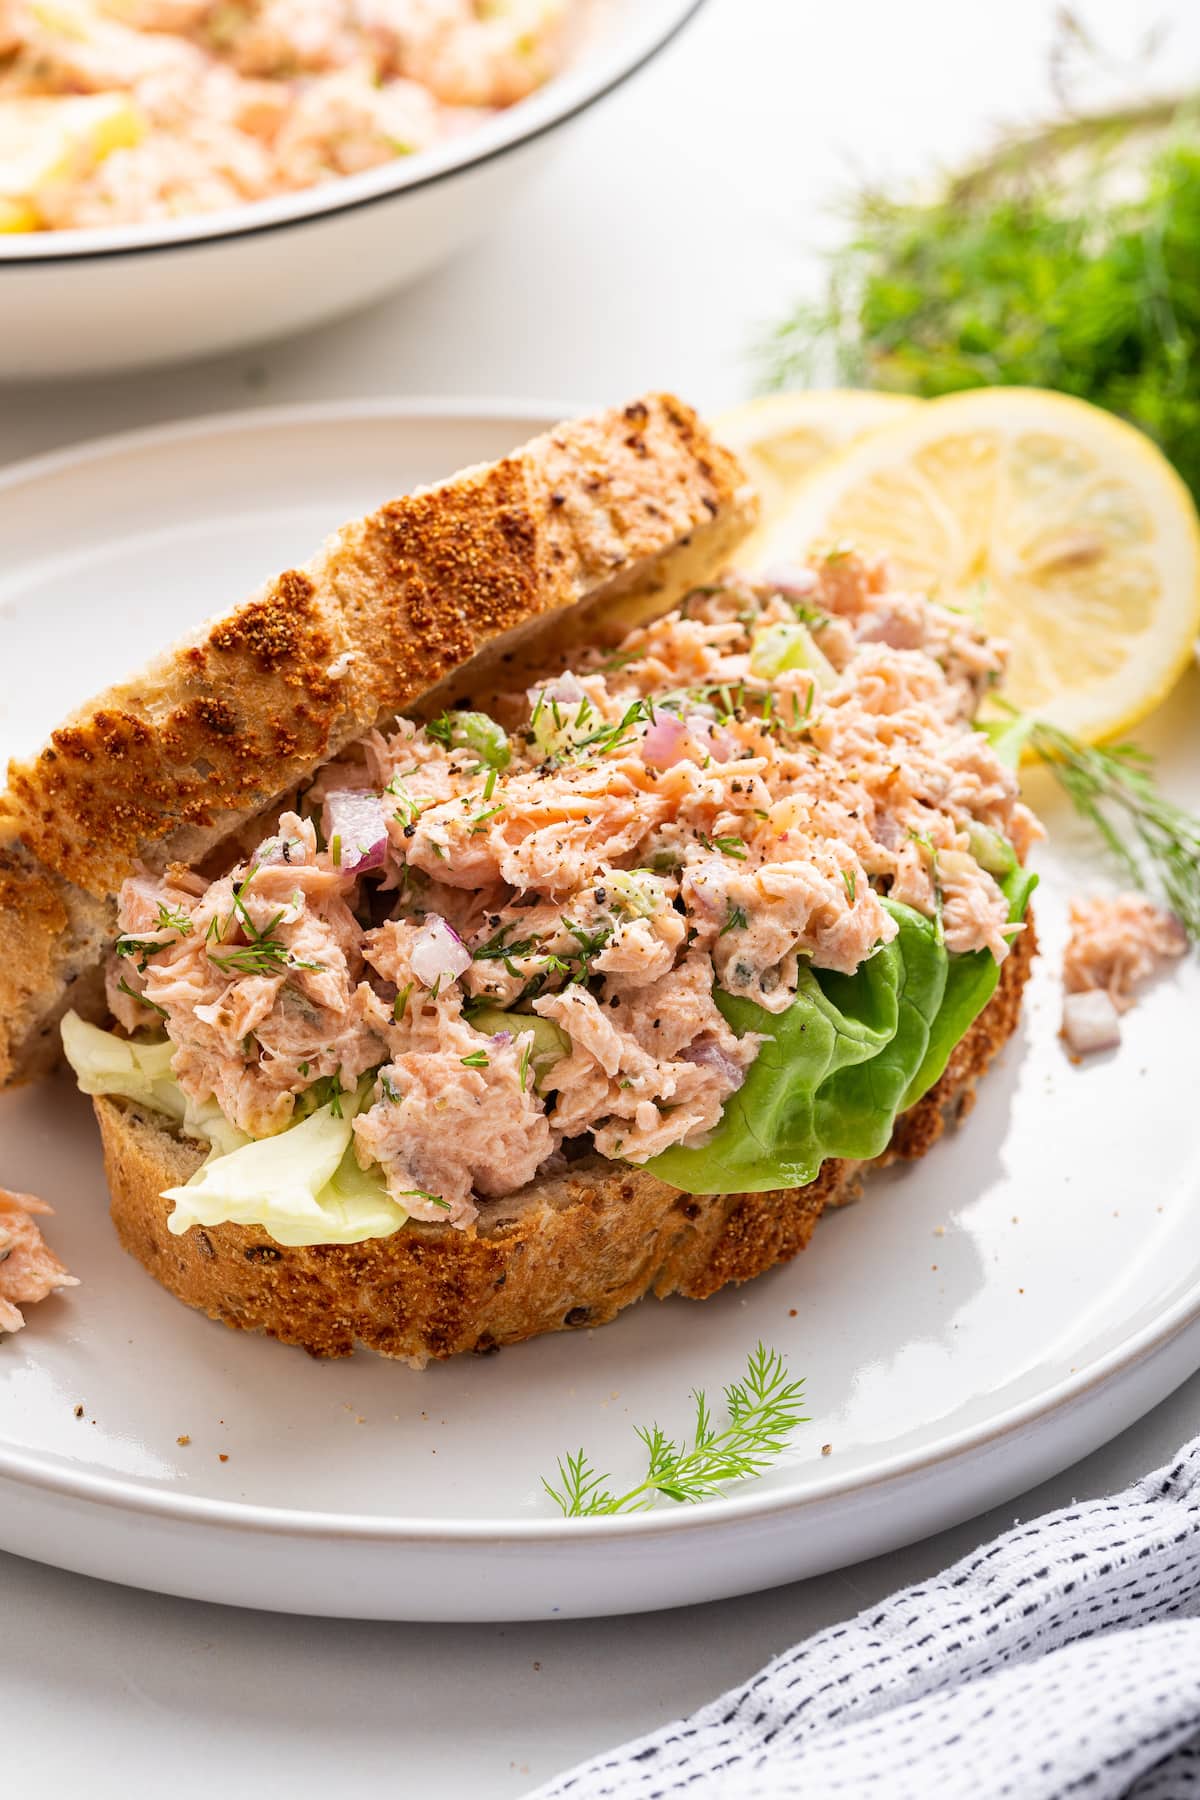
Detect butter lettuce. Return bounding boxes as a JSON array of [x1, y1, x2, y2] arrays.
[[648, 902, 945, 1195], [62, 1010, 249, 1157], [61, 1012, 405, 1248], [163, 1101, 408, 1248], [648, 875, 1035, 1198], [900, 862, 1037, 1108]]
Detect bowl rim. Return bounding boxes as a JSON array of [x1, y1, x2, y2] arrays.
[[0, 0, 705, 265]]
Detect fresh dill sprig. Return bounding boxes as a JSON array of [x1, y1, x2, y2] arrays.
[[719, 902, 749, 937], [542, 1343, 807, 1517], [756, 104, 1200, 505], [207, 857, 325, 978], [699, 832, 749, 861], [116, 975, 167, 1019], [397, 1187, 451, 1212], [1027, 719, 1200, 939]]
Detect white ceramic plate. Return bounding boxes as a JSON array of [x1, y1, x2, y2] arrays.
[[0, 0, 704, 378], [2, 400, 1199, 1623]]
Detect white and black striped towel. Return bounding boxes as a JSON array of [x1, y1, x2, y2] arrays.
[[533, 1436, 1200, 1800]]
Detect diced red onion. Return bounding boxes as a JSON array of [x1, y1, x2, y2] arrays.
[[321, 790, 389, 873], [685, 713, 737, 763], [640, 712, 690, 769], [684, 861, 729, 918], [684, 1036, 745, 1089], [761, 563, 819, 600], [1062, 990, 1122, 1056], [411, 915, 471, 989], [490, 1030, 513, 1047]]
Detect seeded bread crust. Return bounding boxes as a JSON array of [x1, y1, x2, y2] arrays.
[[92, 918, 1034, 1366], [0, 394, 756, 1088]]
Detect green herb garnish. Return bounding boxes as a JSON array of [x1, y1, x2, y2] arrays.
[[397, 1188, 451, 1212], [460, 1049, 490, 1069], [701, 833, 749, 860], [543, 1344, 807, 1516], [719, 903, 749, 937], [116, 976, 167, 1019], [1025, 717, 1200, 939], [758, 102, 1200, 505]]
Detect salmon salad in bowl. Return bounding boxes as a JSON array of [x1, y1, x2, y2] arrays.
[[0, 0, 574, 232], [0, 0, 705, 375]]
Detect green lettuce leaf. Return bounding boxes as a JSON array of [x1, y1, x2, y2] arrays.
[[647, 873, 1035, 1198], [900, 861, 1037, 1108], [162, 1101, 408, 1248], [61, 1010, 250, 1157], [649, 902, 944, 1195], [61, 1012, 405, 1247]]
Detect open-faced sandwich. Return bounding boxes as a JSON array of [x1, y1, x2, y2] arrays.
[[0, 394, 1038, 1361]]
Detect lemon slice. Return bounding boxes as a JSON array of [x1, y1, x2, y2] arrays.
[[758, 387, 1200, 741], [0, 94, 145, 232], [716, 389, 922, 567]]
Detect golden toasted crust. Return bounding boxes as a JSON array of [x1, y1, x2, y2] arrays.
[[94, 918, 1035, 1366], [0, 841, 110, 1084], [0, 394, 756, 1087]]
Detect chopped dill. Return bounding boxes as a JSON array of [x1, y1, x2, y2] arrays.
[[398, 1188, 451, 1212], [719, 903, 749, 937], [701, 833, 749, 860], [116, 976, 167, 1019]]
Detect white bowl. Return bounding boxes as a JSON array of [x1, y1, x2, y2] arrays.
[[0, 0, 703, 380]]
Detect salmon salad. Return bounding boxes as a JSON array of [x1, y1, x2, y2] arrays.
[[1061, 892, 1186, 1056], [0, 0, 572, 231], [81, 548, 1041, 1235], [0, 1188, 78, 1333]]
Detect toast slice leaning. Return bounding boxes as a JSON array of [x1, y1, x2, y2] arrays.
[[92, 920, 1034, 1365], [0, 394, 756, 1087]]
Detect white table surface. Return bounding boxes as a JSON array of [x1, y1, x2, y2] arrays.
[[6, 1, 1200, 1792]]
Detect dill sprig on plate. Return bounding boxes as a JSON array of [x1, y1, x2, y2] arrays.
[[542, 1343, 807, 1517], [1027, 719, 1200, 939]]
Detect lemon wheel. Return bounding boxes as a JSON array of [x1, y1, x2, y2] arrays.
[[715, 390, 922, 569], [757, 387, 1200, 741]]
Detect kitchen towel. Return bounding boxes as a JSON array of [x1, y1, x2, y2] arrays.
[[532, 1436, 1200, 1799]]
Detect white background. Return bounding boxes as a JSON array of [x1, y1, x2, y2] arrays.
[[6, 0, 1200, 1792]]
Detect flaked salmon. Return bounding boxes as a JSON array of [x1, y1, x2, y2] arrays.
[[0, 1188, 78, 1334], [105, 549, 1038, 1225]]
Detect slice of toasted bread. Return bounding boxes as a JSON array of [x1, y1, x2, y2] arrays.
[[0, 394, 756, 1088], [90, 917, 1035, 1365]]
